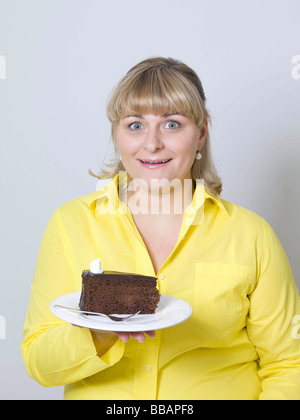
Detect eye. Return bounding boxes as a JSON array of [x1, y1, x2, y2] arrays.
[[129, 122, 143, 130], [164, 120, 181, 129]]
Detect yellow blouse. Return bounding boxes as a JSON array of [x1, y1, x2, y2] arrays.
[[21, 175, 300, 400]]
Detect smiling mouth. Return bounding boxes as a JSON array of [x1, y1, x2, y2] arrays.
[[139, 159, 172, 164]]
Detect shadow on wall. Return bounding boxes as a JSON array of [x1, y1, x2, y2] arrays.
[[252, 146, 300, 291]]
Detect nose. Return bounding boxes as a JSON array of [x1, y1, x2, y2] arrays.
[[143, 125, 164, 153]]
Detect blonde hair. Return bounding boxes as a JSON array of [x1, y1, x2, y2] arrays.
[[90, 57, 222, 196]]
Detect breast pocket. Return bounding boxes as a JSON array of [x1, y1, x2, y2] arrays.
[[194, 263, 254, 334]]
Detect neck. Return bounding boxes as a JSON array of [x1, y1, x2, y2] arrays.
[[120, 178, 195, 216]]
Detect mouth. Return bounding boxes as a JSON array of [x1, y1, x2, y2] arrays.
[[138, 158, 172, 167]]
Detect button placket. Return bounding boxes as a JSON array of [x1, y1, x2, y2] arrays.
[[133, 332, 161, 400]]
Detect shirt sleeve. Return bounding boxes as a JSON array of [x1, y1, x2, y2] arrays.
[[20, 209, 125, 388], [247, 220, 300, 400]]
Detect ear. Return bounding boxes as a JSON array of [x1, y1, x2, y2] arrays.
[[197, 121, 208, 150]]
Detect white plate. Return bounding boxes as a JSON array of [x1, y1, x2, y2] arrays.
[[50, 292, 192, 332]]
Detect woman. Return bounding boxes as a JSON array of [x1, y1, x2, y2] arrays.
[[21, 57, 300, 400]]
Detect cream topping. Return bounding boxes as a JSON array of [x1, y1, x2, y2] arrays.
[[89, 258, 104, 274]]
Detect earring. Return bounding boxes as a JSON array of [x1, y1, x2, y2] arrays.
[[195, 151, 202, 160]]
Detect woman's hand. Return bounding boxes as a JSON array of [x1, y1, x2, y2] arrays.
[[113, 330, 156, 343], [90, 329, 156, 357], [72, 324, 156, 356], [90, 328, 156, 344]]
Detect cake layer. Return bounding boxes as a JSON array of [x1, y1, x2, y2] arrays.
[[81, 294, 159, 314], [79, 270, 160, 314]]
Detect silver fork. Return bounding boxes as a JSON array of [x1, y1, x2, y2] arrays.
[[54, 304, 141, 322]]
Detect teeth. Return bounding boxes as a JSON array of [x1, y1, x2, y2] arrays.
[[141, 159, 170, 164]]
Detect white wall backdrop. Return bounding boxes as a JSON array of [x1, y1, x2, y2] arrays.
[[0, 0, 299, 400]]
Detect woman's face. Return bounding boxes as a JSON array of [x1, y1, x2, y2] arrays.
[[116, 113, 207, 188]]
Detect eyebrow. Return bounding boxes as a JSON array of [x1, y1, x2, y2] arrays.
[[122, 115, 144, 120], [122, 113, 184, 120]]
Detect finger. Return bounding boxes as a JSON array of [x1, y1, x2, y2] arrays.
[[115, 331, 145, 343], [115, 331, 130, 342], [145, 330, 156, 338], [130, 332, 146, 342], [114, 330, 156, 343]]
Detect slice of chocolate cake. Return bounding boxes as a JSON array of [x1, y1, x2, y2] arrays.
[[79, 259, 160, 314]]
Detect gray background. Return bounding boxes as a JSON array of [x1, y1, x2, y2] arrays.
[[0, 0, 299, 400]]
